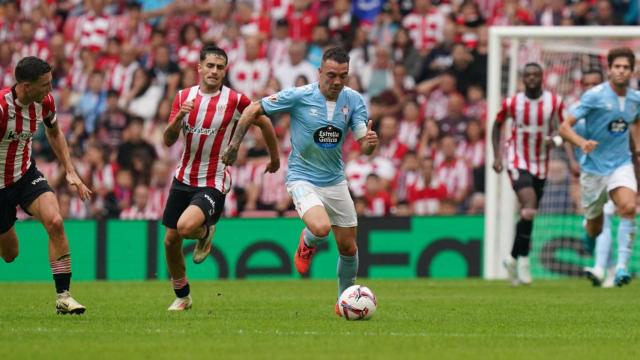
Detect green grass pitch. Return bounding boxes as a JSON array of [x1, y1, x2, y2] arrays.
[[1, 279, 639, 359]]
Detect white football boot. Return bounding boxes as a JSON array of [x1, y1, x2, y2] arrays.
[[584, 266, 604, 287], [602, 266, 616, 288], [517, 256, 532, 285], [167, 295, 192, 311], [56, 291, 86, 315], [503, 256, 519, 286], [193, 225, 215, 264]]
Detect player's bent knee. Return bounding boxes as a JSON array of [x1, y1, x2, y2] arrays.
[[338, 244, 358, 256], [520, 208, 537, 221], [308, 223, 331, 238], [44, 215, 65, 235], [618, 202, 636, 218]]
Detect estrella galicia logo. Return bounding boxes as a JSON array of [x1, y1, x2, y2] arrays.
[[314, 125, 342, 149], [608, 118, 628, 136]]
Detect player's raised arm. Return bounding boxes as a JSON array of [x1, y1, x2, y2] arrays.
[[222, 101, 265, 166], [163, 93, 194, 147], [252, 115, 281, 173], [44, 118, 92, 201], [357, 120, 378, 155]]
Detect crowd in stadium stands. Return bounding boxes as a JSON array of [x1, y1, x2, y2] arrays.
[[1, 0, 636, 219]]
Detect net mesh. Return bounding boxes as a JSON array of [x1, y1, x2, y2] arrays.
[[496, 37, 640, 278]]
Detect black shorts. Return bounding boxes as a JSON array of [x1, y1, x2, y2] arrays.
[[508, 169, 546, 203], [0, 164, 54, 233], [161, 178, 226, 229]]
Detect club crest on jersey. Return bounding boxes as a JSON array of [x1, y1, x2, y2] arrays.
[[314, 125, 343, 149], [267, 94, 278, 102], [608, 118, 627, 136]]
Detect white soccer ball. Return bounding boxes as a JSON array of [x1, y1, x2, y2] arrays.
[[336, 285, 377, 320]]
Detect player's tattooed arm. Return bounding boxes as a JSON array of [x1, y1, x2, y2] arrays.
[[164, 100, 194, 147], [222, 101, 265, 166], [45, 120, 92, 200]]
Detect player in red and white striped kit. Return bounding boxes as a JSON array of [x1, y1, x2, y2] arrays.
[[162, 45, 280, 311], [0, 57, 91, 314], [492, 62, 564, 286]]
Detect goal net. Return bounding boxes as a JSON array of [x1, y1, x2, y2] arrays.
[[484, 26, 640, 280]]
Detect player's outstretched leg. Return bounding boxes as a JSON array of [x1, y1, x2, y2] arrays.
[[611, 187, 636, 287], [294, 206, 330, 275], [28, 192, 85, 314], [165, 229, 192, 311], [334, 226, 358, 297], [614, 217, 634, 287], [585, 209, 613, 286]]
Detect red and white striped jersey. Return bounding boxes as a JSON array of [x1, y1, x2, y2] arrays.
[[495, 91, 564, 179], [170, 85, 252, 192], [13, 41, 50, 65], [401, 9, 446, 52], [75, 12, 112, 52], [228, 59, 271, 100], [457, 139, 485, 168], [109, 61, 139, 96], [0, 87, 56, 189], [434, 158, 470, 199]]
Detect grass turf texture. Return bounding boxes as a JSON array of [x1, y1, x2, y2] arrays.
[[1, 279, 639, 359]]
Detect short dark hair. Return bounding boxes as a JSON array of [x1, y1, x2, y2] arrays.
[[322, 47, 350, 65], [15, 56, 51, 83], [607, 47, 635, 71], [583, 68, 604, 80], [200, 44, 228, 65], [524, 62, 543, 72]]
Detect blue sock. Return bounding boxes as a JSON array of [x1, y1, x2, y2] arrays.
[[616, 218, 636, 270], [337, 251, 358, 297], [595, 212, 612, 270], [303, 228, 328, 248]]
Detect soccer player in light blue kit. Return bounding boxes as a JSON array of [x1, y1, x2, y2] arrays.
[[560, 47, 640, 287], [222, 47, 379, 309], [566, 69, 617, 287]]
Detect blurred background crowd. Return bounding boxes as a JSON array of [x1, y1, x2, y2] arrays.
[[2, 0, 637, 220]]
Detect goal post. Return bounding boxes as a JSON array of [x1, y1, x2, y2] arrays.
[[484, 26, 640, 280]]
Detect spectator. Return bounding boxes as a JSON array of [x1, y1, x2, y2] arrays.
[[120, 184, 160, 220], [407, 157, 447, 215], [434, 135, 471, 207], [274, 41, 317, 90], [95, 90, 129, 152], [378, 115, 409, 166], [402, 0, 447, 55], [75, 71, 107, 134], [439, 92, 470, 141], [364, 173, 393, 216], [390, 27, 422, 81], [116, 117, 157, 172], [229, 35, 271, 99], [177, 23, 202, 70], [119, 68, 164, 122]]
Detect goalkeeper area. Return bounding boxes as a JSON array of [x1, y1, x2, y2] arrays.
[[485, 26, 640, 280], [1, 279, 639, 359]]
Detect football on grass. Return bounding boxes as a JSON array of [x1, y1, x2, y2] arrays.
[[336, 285, 377, 320]]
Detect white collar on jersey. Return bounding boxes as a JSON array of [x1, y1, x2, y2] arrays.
[[198, 86, 221, 98]]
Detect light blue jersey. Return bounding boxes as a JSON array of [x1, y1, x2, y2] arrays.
[[570, 82, 640, 175], [261, 83, 369, 186]]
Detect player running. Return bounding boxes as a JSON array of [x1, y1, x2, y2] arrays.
[[222, 47, 378, 311], [163, 45, 280, 310], [0, 57, 91, 314], [492, 62, 565, 286], [560, 47, 640, 287]]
